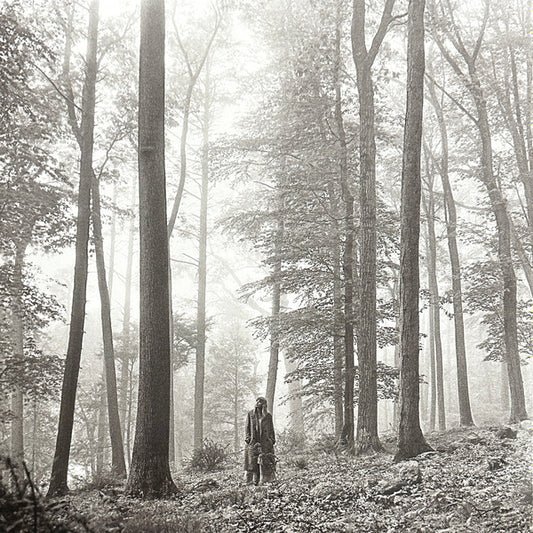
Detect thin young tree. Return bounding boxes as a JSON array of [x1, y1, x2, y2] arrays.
[[48, 0, 99, 496], [395, 0, 433, 462], [126, 0, 177, 497]]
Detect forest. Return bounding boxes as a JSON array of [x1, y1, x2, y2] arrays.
[[0, 0, 532, 531]]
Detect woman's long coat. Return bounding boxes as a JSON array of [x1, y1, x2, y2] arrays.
[[244, 408, 275, 473]]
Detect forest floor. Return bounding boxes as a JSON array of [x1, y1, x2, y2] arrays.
[[4, 425, 532, 532]]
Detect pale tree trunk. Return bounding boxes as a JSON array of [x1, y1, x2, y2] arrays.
[[119, 177, 136, 463], [107, 184, 118, 299], [327, 182, 344, 439], [422, 180, 446, 431], [193, 61, 211, 449], [428, 297, 436, 432], [351, 0, 395, 455], [126, 0, 177, 497], [96, 375, 106, 475], [265, 216, 282, 416], [10, 241, 28, 473], [283, 353, 305, 435], [48, 0, 99, 496], [426, 80, 474, 426], [92, 174, 126, 477], [395, 0, 432, 462]]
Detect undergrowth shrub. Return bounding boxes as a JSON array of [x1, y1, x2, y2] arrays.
[[276, 428, 306, 454], [189, 439, 228, 471], [83, 470, 124, 492], [0, 456, 84, 532], [312, 433, 341, 458], [287, 455, 308, 470]]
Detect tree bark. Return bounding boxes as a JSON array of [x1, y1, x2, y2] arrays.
[[91, 173, 126, 477], [351, 0, 394, 456], [395, 0, 432, 462], [48, 0, 99, 496], [126, 0, 177, 497]]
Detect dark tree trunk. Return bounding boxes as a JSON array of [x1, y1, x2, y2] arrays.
[[126, 0, 177, 497], [48, 0, 99, 497], [427, 81, 474, 426], [351, 0, 394, 456], [395, 0, 432, 462], [92, 174, 126, 477]]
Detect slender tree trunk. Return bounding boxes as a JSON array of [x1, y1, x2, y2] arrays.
[[395, 0, 432, 462], [10, 241, 27, 471], [119, 178, 136, 458], [126, 0, 177, 497], [327, 182, 344, 439], [193, 62, 211, 449], [266, 218, 282, 415], [428, 300, 436, 432], [107, 184, 118, 300], [351, 0, 394, 455], [423, 186, 446, 431], [92, 174, 126, 477], [48, 0, 99, 496], [283, 353, 305, 435], [96, 375, 106, 475]]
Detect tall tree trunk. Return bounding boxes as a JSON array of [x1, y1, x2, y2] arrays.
[[395, 0, 432, 462], [107, 184, 118, 300], [193, 63, 211, 449], [428, 302, 436, 432], [427, 81, 475, 426], [351, 0, 394, 456], [48, 0, 99, 496], [328, 179, 344, 439], [283, 353, 305, 435], [92, 174, 126, 477], [265, 217, 282, 415], [10, 241, 27, 472], [96, 375, 107, 475], [119, 178, 136, 459], [126, 0, 177, 497], [423, 184, 446, 431]]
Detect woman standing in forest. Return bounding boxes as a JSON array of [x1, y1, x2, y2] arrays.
[[245, 397, 276, 485]]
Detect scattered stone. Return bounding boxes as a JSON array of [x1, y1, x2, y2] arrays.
[[193, 478, 219, 492], [495, 427, 517, 440], [487, 456, 507, 471], [519, 419, 533, 432], [377, 461, 421, 495]]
